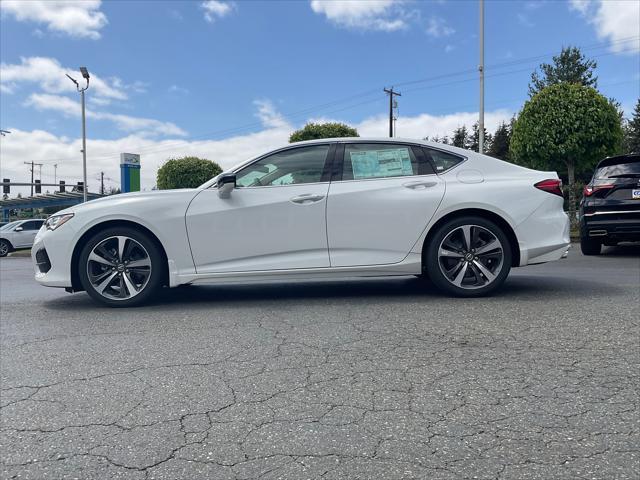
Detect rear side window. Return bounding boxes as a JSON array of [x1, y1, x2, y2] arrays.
[[424, 148, 464, 173], [342, 144, 427, 181], [595, 161, 640, 179]]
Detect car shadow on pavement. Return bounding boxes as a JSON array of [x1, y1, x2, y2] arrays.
[[42, 273, 625, 311], [600, 243, 640, 256]]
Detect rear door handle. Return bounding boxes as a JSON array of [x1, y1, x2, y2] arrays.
[[403, 180, 438, 190], [290, 193, 325, 204]]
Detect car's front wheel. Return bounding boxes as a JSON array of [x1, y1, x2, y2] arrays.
[[78, 227, 165, 307], [0, 239, 11, 257], [424, 217, 512, 297]]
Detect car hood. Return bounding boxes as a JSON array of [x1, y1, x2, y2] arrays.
[[55, 189, 199, 216]]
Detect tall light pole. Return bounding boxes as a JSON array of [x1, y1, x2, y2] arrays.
[[478, 0, 485, 154], [66, 67, 90, 202]]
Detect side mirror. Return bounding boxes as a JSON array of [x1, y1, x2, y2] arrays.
[[14, 226, 23, 232], [217, 173, 236, 199]]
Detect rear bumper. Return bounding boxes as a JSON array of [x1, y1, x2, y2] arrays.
[[516, 196, 571, 266], [580, 211, 640, 240]]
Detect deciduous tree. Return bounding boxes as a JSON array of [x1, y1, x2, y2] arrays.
[[157, 156, 222, 190], [289, 122, 358, 143], [510, 83, 623, 227]]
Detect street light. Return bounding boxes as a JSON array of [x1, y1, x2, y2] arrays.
[[66, 67, 90, 202]]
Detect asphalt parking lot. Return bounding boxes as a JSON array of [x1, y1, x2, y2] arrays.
[[1, 246, 638, 479]]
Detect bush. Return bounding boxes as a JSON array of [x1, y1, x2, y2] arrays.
[[156, 157, 222, 190], [289, 122, 358, 143]]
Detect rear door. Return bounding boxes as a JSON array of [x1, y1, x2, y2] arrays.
[[326, 142, 445, 267]]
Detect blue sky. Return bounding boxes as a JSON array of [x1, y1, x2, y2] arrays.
[[1, 0, 639, 192]]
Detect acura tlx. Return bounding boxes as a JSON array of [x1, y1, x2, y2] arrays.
[[32, 138, 570, 307]]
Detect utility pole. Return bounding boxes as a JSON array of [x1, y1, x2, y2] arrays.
[[384, 87, 401, 138], [67, 67, 90, 202], [478, 0, 485, 154], [100, 171, 104, 195], [23, 161, 43, 197]]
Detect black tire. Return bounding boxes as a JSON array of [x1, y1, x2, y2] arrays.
[[0, 239, 12, 257], [78, 226, 165, 307], [580, 236, 601, 255], [424, 216, 512, 297]]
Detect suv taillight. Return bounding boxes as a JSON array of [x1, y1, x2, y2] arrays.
[[534, 179, 563, 197], [583, 184, 614, 197]]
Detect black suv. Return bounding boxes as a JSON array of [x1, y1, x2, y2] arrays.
[[579, 153, 640, 255]]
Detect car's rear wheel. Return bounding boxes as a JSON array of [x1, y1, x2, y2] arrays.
[[0, 239, 11, 257], [580, 236, 602, 255], [78, 227, 165, 307], [424, 217, 512, 297]]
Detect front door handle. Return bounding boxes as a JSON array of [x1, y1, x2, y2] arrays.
[[403, 180, 438, 190], [290, 193, 325, 204]]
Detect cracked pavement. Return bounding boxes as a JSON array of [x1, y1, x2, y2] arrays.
[[1, 246, 638, 479]]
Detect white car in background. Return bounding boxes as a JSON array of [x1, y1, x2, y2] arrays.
[[0, 219, 45, 257], [31, 138, 570, 306]]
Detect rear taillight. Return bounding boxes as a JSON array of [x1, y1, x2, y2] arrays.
[[583, 184, 614, 197], [534, 179, 563, 197]]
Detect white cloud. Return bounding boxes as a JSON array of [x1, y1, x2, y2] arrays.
[[310, 0, 408, 32], [0, 104, 512, 195], [201, 1, 235, 23], [254, 100, 288, 129], [168, 85, 190, 95], [570, 0, 640, 53], [355, 110, 512, 139], [25, 93, 187, 137], [0, 57, 127, 102], [426, 16, 455, 37], [0, 0, 107, 39]]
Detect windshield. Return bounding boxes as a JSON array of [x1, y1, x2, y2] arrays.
[[596, 161, 640, 179], [0, 221, 21, 231]]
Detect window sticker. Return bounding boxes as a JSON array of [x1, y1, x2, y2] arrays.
[[350, 148, 413, 179]]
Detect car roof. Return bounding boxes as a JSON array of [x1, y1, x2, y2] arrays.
[[596, 153, 639, 169]]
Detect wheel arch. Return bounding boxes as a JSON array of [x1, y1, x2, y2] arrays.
[[70, 220, 169, 291], [0, 237, 14, 252], [422, 208, 521, 268]]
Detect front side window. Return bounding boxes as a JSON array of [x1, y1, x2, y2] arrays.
[[425, 148, 464, 173], [342, 144, 421, 181], [235, 145, 330, 187], [21, 220, 43, 231]]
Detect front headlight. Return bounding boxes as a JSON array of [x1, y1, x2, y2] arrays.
[[44, 213, 74, 231]]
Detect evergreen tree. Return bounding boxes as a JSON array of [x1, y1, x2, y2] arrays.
[[487, 122, 511, 160], [451, 126, 469, 149], [468, 122, 492, 153], [624, 98, 640, 154], [529, 46, 597, 96]]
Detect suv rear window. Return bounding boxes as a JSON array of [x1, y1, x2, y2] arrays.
[[595, 161, 640, 179]]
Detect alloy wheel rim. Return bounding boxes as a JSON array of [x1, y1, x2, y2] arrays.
[[87, 236, 152, 300], [0, 242, 7, 255], [437, 225, 504, 289]]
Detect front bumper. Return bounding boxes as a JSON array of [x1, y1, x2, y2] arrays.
[[32, 225, 77, 288]]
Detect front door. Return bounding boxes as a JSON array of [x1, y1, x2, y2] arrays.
[[186, 144, 333, 273], [13, 220, 43, 247], [326, 143, 446, 267]]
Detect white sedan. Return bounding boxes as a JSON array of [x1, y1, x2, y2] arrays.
[[32, 138, 570, 306]]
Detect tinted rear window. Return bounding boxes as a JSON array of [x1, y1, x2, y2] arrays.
[[596, 161, 640, 179], [424, 148, 464, 173]]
